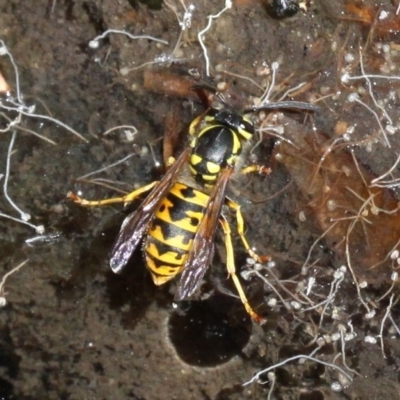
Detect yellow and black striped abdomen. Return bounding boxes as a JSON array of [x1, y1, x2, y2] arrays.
[[144, 182, 209, 285]]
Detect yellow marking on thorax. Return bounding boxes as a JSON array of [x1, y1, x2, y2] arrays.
[[240, 115, 254, 140], [201, 174, 216, 182], [206, 161, 220, 174], [190, 154, 202, 166], [189, 165, 198, 176], [232, 129, 243, 154]]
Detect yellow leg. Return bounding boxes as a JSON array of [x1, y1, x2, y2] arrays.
[[219, 216, 265, 324], [225, 198, 271, 264], [165, 156, 176, 168], [188, 109, 210, 137], [67, 181, 158, 207], [163, 109, 180, 165], [241, 164, 272, 176]]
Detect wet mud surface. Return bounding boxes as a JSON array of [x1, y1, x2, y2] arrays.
[[1, 0, 400, 399]]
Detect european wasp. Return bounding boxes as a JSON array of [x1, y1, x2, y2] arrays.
[[68, 90, 316, 323]]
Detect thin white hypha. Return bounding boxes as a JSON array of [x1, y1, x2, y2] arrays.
[[102, 125, 138, 142], [220, 69, 264, 91], [389, 314, 400, 336], [338, 325, 361, 377], [341, 48, 400, 147], [347, 92, 390, 148], [88, 26, 184, 76], [370, 153, 400, 189], [0, 112, 56, 144], [358, 49, 392, 125], [346, 153, 400, 278], [344, 223, 371, 315], [252, 269, 291, 310], [0, 132, 44, 233], [88, 28, 168, 49], [379, 293, 399, 358], [2, 132, 29, 220], [300, 221, 339, 272], [301, 269, 345, 327], [0, 131, 44, 233], [164, 0, 195, 58], [198, 0, 232, 76], [243, 350, 353, 387], [76, 153, 137, 181], [379, 293, 396, 358], [278, 81, 308, 101], [0, 259, 28, 307], [0, 102, 87, 142], [0, 40, 87, 142], [266, 371, 276, 400], [258, 62, 279, 105]]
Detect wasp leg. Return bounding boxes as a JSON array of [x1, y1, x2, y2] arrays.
[[188, 109, 211, 137], [165, 156, 176, 168], [219, 215, 265, 324], [163, 108, 181, 166], [240, 164, 272, 176], [225, 198, 271, 264], [67, 181, 159, 207]]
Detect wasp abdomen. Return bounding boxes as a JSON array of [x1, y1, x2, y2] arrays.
[[144, 182, 209, 286]]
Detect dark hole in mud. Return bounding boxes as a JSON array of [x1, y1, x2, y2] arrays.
[[214, 384, 247, 399], [274, 367, 299, 387], [299, 390, 324, 400], [0, 378, 14, 399], [168, 295, 252, 367], [302, 363, 326, 386], [0, 328, 20, 399]]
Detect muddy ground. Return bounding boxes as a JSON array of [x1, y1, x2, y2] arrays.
[[1, 0, 400, 399]]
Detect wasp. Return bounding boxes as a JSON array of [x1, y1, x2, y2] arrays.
[[68, 92, 317, 323]]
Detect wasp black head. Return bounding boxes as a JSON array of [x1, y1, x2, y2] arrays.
[[214, 109, 255, 138]]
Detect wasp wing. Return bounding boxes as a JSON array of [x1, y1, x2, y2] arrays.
[[110, 148, 191, 273], [175, 167, 234, 300]]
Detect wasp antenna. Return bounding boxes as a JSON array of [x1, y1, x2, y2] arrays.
[[244, 100, 319, 114], [191, 84, 230, 109], [191, 84, 217, 94], [191, 84, 217, 107], [215, 91, 229, 107]]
